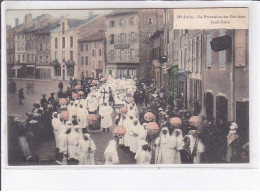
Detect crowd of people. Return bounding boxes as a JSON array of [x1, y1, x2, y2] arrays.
[[8, 76, 249, 165]]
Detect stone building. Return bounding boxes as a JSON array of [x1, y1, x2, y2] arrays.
[[105, 9, 163, 78], [13, 14, 55, 78], [50, 14, 101, 81], [35, 22, 60, 79], [178, 30, 203, 112], [202, 29, 249, 144], [149, 29, 164, 88], [6, 25, 16, 76], [78, 33, 105, 79]]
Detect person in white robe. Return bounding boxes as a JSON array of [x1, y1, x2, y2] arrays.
[[78, 133, 96, 165], [52, 112, 61, 150], [59, 121, 81, 160], [136, 141, 152, 164], [154, 127, 171, 164], [104, 140, 119, 165], [77, 103, 89, 134], [127, 105, 138, 118], [123, 115, 135, 147], [168, 129, 184, 164], [87, 95, 99, 114], [189, 130, 205, 164], [99, 102, 113, 132], [128, 120, 142, 153], [67, 101, 74, 121], [117, 113, 128, 145]]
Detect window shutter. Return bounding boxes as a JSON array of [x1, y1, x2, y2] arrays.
[[234, 30, 246, 67], [206, 33, 212, 67], [219, 29, 227, 67]]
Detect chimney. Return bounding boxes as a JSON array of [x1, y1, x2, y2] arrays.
[[89, 11, 93, 17], [25, 13, 33, 28], [15, 18, 19, 27]]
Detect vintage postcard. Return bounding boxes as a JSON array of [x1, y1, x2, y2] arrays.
[[2, 5, 249, 168]]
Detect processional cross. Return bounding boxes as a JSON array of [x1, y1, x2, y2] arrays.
[[100, 88, 107, 103]]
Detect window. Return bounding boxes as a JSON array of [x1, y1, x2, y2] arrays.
[[219, 29, 227, 68], [55, 38, 58, 49], [92, 50, 96, 57], [80, 44, 84, 52], [81, 57, 84, 65], [119, 19, 125, 26], [148, 18, 154, 25], [110, 50, 114, 60], [98, 61, 102, 69], [40, 56, 42, 63], [55, 52, 57, 60], [120, 33, 126, 44], [62, 51, 65, 62], [130, 49, 135, 60], [129, 18, 134, 25], [109, 70, 112, 76], [70, 51, 73, 61], [99, 49, 102, 56], [110, 21, 115, 27], [196, 36, 200, 73], [27, 54, 29, 62], [86, 70, 88, 77], [18, 55, 20, 62], [22, 55, 25, 62], [85, 44, 88, 51], [70, 36, 73, 48], [62, 37, 65, 48], [120, 50, 124, 60], [130, 32, 136, 43], [40, 44, 42, 51], [206, 33, 212, 68], [85, 56, 88, 65], [55, 66, 61, 76], [67, 66, 74, 77], [110, 34, 114, 44], [62, 22, 65, 34], [46, 55, 48, 62], [32, 54, 34, 62]]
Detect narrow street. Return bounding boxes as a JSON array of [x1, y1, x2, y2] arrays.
[[7, 79, 136, 165]]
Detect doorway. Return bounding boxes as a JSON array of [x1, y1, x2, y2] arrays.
[[236, 101, 249, 145], [216, 95, 228, 125], [63, 69, 65, 80], [205, 92, 214, 120]]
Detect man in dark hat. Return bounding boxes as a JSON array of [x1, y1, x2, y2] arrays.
[[18, 88, 25, 105], [48, 93, 55, 105], [180, 136, 194, 164], [40, 94, 48, 108], [58, 81, 63, 93]]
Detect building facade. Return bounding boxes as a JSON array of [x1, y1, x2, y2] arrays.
[[202, 29, 249, 144], [78, 33, 105, 79], [50, 15, 102, 81], [105, 9, 163, 78], [13, 14, 55, 78], [149, 29, 164, 88]]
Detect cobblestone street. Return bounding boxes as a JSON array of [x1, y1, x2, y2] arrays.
[[7, 79, 136, 165]]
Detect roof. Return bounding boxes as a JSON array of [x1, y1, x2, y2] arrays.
[[105, 9, 139, 17], [35, 22, 60, 35], [78, 33, 104, 43], [149, 29, 164, 40], [68, 14, 100, 30]]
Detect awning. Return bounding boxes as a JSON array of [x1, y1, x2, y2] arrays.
[[36, 66, 51, 69], [26, 65, 35, 67], [12, 65, 22, 70]]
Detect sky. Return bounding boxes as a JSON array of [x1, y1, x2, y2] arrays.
[[6, 9, 112, 27]]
